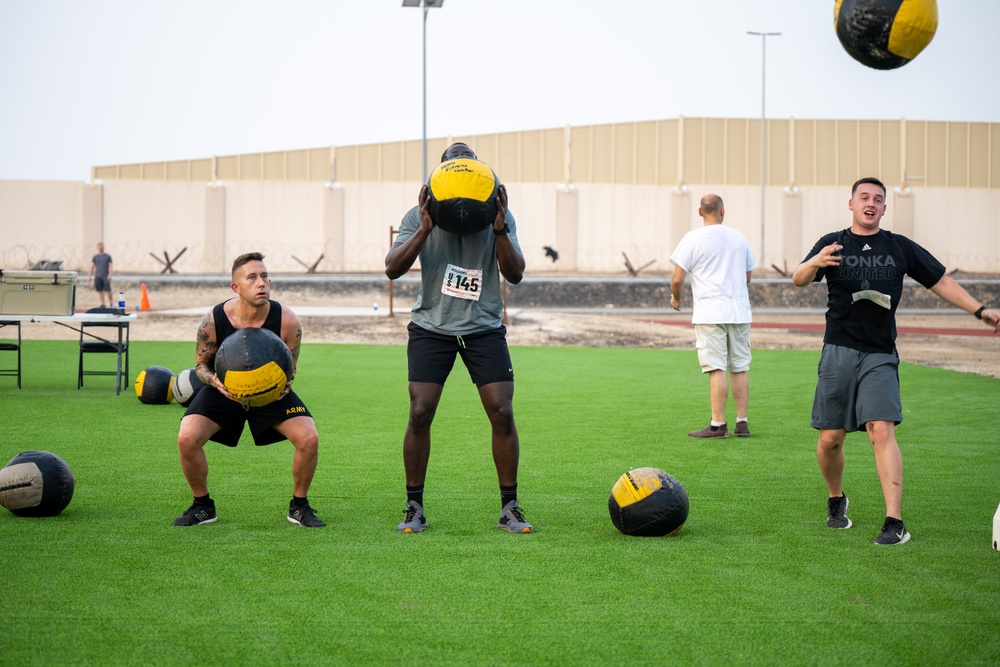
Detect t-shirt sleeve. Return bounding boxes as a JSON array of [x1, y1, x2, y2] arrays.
[[394, 207, 420, 245], [802, 231, 841, 283], [899, 235, 946, 288], [670, 235, 692, 271]]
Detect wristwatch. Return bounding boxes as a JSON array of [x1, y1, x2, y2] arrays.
[[493, 223, 510, 236]]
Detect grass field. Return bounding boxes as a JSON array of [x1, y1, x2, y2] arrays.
[[1, 340, 998, 666]]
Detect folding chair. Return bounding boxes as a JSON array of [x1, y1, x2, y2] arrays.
[[78, 307, 130, 395], [0, 320, 21, 389]]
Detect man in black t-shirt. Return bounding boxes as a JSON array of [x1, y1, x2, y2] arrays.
[[793, 177, 999, 546]]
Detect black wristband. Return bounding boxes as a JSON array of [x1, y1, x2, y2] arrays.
[[974, 305, 986, 320], [493, 223, 510, 236]]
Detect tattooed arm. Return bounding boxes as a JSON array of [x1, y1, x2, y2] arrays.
[[194, 309, 229, 396]]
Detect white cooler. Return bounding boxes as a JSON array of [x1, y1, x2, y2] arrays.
[[0, 270, 78, 316]]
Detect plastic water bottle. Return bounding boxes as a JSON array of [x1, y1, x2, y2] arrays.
[[117, 291, 125, 312], [373, 301, 379, 314]]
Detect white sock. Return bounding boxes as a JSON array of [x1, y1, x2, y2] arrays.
[[711, 420, 725, 428]]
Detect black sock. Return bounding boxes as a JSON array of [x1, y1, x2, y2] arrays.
[[500, 484, 517, 509], [291, 496, 308, 507], [195, 493, 213, 506], [406, 485, 424, 507]]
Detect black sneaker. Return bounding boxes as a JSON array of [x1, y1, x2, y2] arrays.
[[288, 501, 325, 528], [173, 501, 217, 526], [874, 516, 910, 545], [827, 495, 852, 529]]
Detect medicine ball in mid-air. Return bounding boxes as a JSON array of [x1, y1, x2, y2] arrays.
[[215, 328, 293, 408], [609, 467, 689, 537], [0, 450, 76, 517], [172, 368, 205, 407], [427, 157, 500, 236], [134, 366, 175, 404], [834, 0, 937, 70]]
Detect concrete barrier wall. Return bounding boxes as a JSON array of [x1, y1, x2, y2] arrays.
[[2, 179, 999, 276]]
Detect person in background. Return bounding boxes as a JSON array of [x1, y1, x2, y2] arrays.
[[88, 242, 113, 308], [669, 193, 756, 439]]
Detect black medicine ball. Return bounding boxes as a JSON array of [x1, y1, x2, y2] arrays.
[[427, 157, 500, 236], [215, 328, 294, 408], [834, 0, 937, 70], [0, 450, 76, 517]]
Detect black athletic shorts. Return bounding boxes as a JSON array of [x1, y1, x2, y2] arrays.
[[94, 276, 111, 292], [407, 322, 514, 387], [183, 387, 312, 447]]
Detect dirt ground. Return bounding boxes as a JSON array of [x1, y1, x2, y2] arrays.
[[25, 284, 1000, 379]]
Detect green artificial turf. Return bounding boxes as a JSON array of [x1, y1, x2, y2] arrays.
[[0, 340, 998, 666]]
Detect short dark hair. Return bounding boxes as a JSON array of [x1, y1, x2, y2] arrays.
[[232, 252, 264, 278], [852, 177, 886, 197], [441, 142, 476, 162]]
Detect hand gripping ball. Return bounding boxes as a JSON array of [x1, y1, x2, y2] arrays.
[[427, 157, 500, 236], [215, 328, 294, 408], [834, 0, 938, 70], [134, 366, 175, 404], [0, 450, 76, 517], [609, 467, 689, 537]]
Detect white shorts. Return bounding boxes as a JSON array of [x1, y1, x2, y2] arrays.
[[693, 323, 751, 374]]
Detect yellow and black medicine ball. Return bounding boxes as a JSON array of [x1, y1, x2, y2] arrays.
[[609, 467, 689, 537], [834, 0, 937, 70], [427, 157, 500, 236], [215, 328, 294, 408], [135, 365, 175, 404]]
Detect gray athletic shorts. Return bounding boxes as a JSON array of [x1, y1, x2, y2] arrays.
[[693, 323, 751, 373], [811, 343, 901, 433]]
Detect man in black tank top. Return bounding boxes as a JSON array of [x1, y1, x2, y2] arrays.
[[172, 252, 325, 528], [794, 177, 999, 546]]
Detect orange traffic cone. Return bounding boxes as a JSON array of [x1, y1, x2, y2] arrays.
[[140, 283, 151, 311]]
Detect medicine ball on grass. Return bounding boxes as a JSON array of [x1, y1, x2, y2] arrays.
[[427, 157, 500, 236], [215, 327, 294, 408], [0, 450, 76, 517], [609, 467, 689, 537], [172, 368, 205, 407], [834, 0, 937, 70], [134, 366, 175, 404]]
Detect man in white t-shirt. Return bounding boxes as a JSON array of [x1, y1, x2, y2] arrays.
[[669, 194, 756, 439]]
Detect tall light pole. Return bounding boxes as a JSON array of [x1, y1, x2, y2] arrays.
[[403, 0, 444, 182], [747, 31, 780, 269]]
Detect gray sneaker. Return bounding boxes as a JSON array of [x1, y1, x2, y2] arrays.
[[827, 495, 851, 529], [874, 516, 911, 545], [498, 499, 534, 533], [397, 500, 426, 533]]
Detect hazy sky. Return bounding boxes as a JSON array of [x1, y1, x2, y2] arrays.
[[1, 0, 997, 182]]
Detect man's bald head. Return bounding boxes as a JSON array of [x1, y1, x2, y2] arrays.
[[698, 194, 725, 224]]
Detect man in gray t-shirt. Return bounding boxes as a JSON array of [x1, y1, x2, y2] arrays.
[[385, 142, 532, 535], [88, 242, 113, 307]]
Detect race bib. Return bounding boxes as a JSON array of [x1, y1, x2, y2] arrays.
[[852, 289, 891, 310], [441, 264, 483, 301]]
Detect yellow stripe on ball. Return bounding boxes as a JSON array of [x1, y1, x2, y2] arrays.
[[223, 361, 289, 407], [889, 0, 937, 59], [611, 467, 665, 508], [428, 158, 497, 202]]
